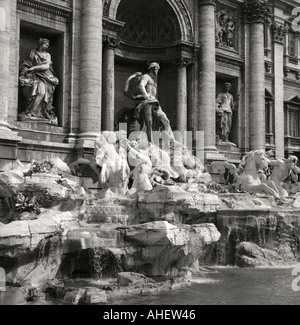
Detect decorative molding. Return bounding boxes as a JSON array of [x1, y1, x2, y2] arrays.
[[284, 66, 300, 80], [265, 61, 272, 73], [173, 56, 194, 67], [103, 35, 121, 50], [216, 53, 244, 67], [17, 0, 72, 23], [286, 55, 299, 66], [109, 0, 194, 43], [242, 0, 272, 24], [271, 23, 288, 44], [175, 0, 194, 42], [284, 66, 290, 78], [116, 41, 195, 62], [283, 78, 300, 87], [103, 0, 112, 17], [264, 48, 271, 57], [198, 0, 216, 6]]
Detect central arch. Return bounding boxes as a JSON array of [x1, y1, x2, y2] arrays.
[[108, 0, 194, 43], [109, 0, 194, 136], [117, 0, 181, 46]]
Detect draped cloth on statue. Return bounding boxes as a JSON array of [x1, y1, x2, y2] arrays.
[[20, 50, 59, 119]]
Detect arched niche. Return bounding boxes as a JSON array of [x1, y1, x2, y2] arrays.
[[111, 0, 194, 130], [108, 0, 193, 44]]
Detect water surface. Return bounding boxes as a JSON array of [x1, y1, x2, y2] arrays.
[[109, 267, 300, 305]]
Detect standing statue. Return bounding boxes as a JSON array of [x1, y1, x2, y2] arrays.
[[216, 82, 238, 144], [124, 62, 174, 142], [19, 38, 59, 124]]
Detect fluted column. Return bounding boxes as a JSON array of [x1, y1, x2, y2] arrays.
[[198, 0, 217, 154], [272, 23, 287, 159], [0, 0, 11, 132], [79, 0, 103, 143], [243, 0, 271, 151], [102, 36, 120, 131]]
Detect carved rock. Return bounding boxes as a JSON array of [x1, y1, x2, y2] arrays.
[[61, 221, 221, 278], [117, 272, 155, 287], [236, 242, 284, 267]]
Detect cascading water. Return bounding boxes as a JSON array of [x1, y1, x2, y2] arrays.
[[215, 209, 300, 266], [88, 247, 122, 279]]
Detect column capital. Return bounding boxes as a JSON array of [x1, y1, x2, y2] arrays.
[[271, 23, 288, 44], [173, 56, 194, 67], [103, 35, 120, 50], [198, 0, 216, 7], [242, 0, 272, 24]]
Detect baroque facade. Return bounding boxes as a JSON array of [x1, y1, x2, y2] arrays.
[[0, 0, 300, 172]]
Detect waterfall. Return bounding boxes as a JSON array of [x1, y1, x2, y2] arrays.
[[88, 247, 122, 279], [216, 209, 300, 266]]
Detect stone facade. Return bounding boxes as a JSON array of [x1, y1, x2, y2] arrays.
[[0, 0, 300, 170]]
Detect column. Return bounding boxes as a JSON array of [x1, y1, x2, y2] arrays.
[[79, 0, 103, 143], [240, 15, 250, 152], [0, 0, 11, 132], [0, 0, 21, 169], [243, 0, 271, 151], [198, 0, 217, 154], [272, 23, 287, 159], [175, 57, 192, 138], [102, 36, 120, 131]]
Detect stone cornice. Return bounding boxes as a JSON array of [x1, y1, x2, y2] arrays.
[[284, 66, 300, 80], [216, 52, 245, 67], [17, 0, 72, 23], [242, 0, 272, 24], [271, 23, 288, 44], [116, 41, 195, 62], [198, 0, 216, 6], [284, 78, 300, 87], [102, 17, 125, 36]]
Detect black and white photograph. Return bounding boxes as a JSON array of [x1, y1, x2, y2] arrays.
[[0, 0, 300, 310]]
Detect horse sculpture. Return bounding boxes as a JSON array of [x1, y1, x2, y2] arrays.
[[212, 150, 281, 199]]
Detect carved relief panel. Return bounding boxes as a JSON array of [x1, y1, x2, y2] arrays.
[[215, 4, 238, 51]]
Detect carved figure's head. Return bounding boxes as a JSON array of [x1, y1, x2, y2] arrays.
[[148, 62, 160, 78], [224, 82, 232, 91], [38, 38, 50, 50]]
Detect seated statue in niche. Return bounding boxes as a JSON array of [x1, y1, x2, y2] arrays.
[[19, 38, 59, 125], [216, 82, 239, 145]]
